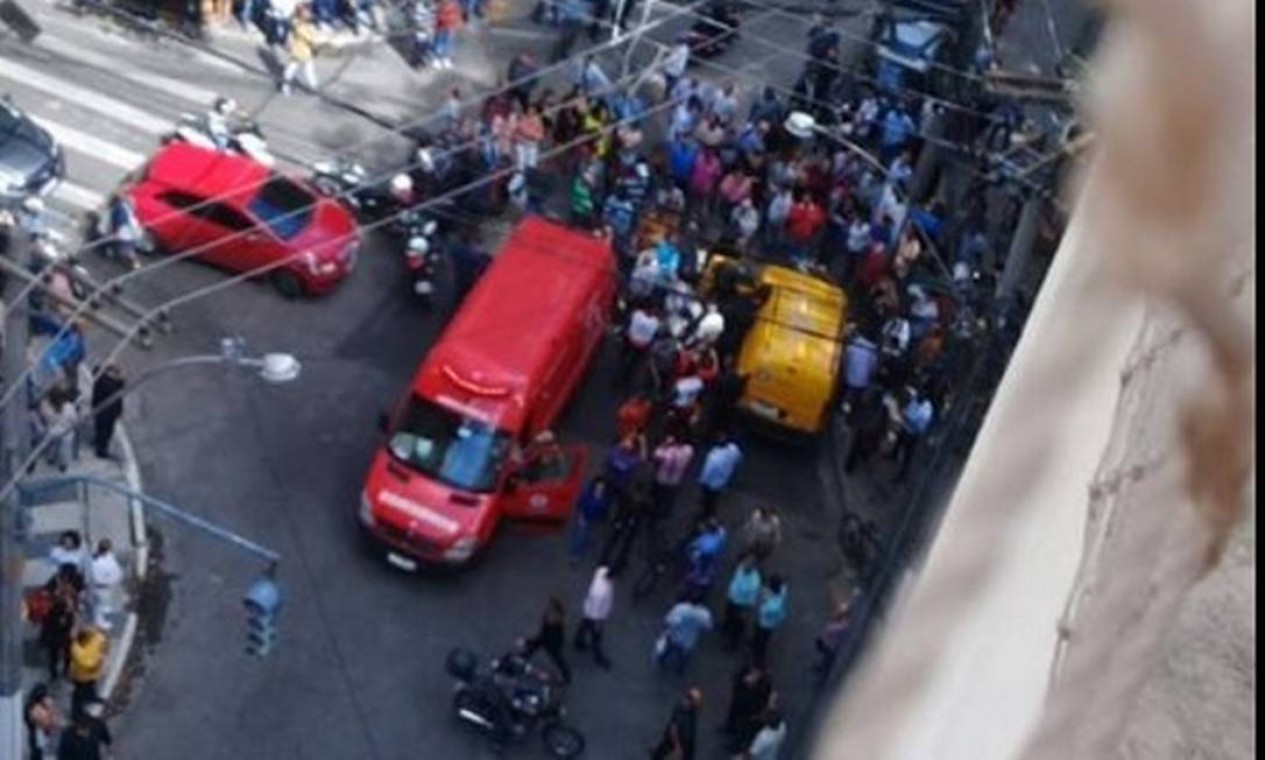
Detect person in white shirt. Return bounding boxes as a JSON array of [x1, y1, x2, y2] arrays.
[[663, 37, 690, 94], [49, 530, 86, 572], [39, 387, 79, 472], [90, 539, 124, 631], [691, 303, 725, 348], [572, 566, 614, 668], [618, 304, 661, 386], [746, 709, 788, 760]]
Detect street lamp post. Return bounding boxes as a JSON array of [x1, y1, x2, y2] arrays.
[[0, 336, 298, 755], [783, 110, 952, 278]]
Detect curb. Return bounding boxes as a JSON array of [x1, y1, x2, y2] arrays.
[[98, 422, 144, 703]]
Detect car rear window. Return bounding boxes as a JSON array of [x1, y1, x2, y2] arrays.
[[248, 176, 314, 241]]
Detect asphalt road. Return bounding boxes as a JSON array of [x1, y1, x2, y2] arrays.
[[3, 4, 857, 758]]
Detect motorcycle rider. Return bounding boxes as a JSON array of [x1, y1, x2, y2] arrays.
[[485, 638, 554, 740], [205, 96, 238, 151], [104, 193, 142, 270]]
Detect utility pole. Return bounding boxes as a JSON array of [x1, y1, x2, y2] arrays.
[[996, 189, 1042, 300], [0, 226, 30, 760]]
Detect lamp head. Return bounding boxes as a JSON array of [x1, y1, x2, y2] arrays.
[[259, 353, 301, 384]]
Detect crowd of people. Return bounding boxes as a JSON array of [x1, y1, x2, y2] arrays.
[[22, 529, 124, 759], [442, 10, 1021, 759]]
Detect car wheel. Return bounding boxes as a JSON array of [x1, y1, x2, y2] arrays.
[[271, 269, 304, 299], [542, 723, 586, 758]]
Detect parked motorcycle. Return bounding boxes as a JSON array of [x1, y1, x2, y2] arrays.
[[162, 97, 276, 167], [446, 647, 586, 758], [400, 209, 440, 306]]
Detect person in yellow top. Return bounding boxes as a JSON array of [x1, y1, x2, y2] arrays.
[[281, 7, 320, 96], [69, 626, 108, 717]]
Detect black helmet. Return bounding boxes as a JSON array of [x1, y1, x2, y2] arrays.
[[445, 647, 479, 682]]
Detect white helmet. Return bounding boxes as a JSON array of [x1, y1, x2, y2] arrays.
[[389, 173, 414, 197], [408, 236, 430, 256], [21, 196, 44, 215], [213, 96, 238, 116]]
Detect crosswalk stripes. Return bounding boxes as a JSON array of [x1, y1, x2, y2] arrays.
[[0, 9, 329, 234]]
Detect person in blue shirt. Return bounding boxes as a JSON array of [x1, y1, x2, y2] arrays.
[[697, 435, 742, 519], [880, 103, 917, 163], [751, 575, 788, 667], [722, 553, 762, 650], [656, 593, 713, 673], [668, 136, 700, 190], [568, 476, 612, 565], [602, 192, 637, 257]]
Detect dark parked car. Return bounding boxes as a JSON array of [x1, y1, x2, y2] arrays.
[[0, 96, 64, 203]]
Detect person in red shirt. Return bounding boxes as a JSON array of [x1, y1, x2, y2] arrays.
[[434, 0, 463, 69], [785, 190, 826, 262], [616, 393, 654, 442]]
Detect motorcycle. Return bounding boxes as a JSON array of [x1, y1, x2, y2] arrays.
[[446, 647, 586, 758], [163, 108, 276, 167], [686, 1, 740, 59], [400, 209, 441, 306], [311, 161, 414, 225]]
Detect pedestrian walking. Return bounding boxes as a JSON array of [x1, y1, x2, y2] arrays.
[[514, 103, 546, 170], [280, 7, 319, 95], [889, 386, 934, 481], [55, 700, 112, 760], [655, 594, 713, 674], [89, 365, 124, 459], [650, 687, 701, 760], [24, 683, 59, 760], [39, 387, 79, 472], [38, 572, 76, 683], [696, 434, 742, 520], [548, 0, 586, 62], [844, 387, 888, 473], [523, 596, 572, 684], [572, 566, 614, 668], [741, 505, 783, 562], [599, 480, 652, 575], [618, 302, 661, 386], [89, 540, 122, 631], [69, 626, 107, 717], [568, 476, 612, 565], [812, 600, 853, 681], [650, 434, 694, 522], [750, 576, 788, 667], [721, 553, 760, 650], [661, 34, 690, 98], [721, 663, 772, 752], [433, 0, 463, 68], [744, 707, 788, 760], [840, 330, 880, 418], [507, 52, 540, 109]]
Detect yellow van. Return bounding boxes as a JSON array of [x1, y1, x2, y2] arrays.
[[705, 257, 848, 436]]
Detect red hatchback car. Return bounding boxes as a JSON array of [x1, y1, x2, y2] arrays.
[[125, 143, 359, 297]]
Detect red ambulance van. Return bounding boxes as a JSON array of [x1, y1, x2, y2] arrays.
[[359, 217, 616, 569]]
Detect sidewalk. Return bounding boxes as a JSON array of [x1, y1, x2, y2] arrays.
[[17, 363, 147, 723]]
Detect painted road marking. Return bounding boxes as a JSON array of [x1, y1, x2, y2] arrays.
[[35, 118, 146, 170], [52, 181, 106, 211], [36, 41, 222, 106], [0, 57, 170, 135]]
